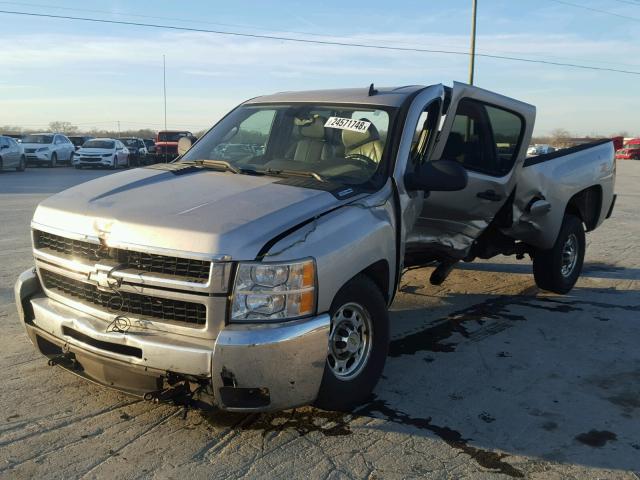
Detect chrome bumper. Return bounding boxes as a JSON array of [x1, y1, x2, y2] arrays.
[[15, 269, 330, 411]]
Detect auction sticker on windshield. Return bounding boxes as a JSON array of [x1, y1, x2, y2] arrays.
[[324, 117, 371, 133]]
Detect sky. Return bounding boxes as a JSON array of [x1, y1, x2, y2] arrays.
[[1, 0, 639, 136]]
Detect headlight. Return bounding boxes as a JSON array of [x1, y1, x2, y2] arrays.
[[231, 258, 316, 322], [36, 147, 49, 152]]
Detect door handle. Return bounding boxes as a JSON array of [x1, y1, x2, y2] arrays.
[[477, 190, 502, 202]]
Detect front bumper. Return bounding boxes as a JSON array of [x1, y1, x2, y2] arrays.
[[25, 152, 50, 162], [15, 269, 330, 411]]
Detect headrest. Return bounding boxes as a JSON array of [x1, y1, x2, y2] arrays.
[[298, 116, 326, 140], [342, 118, 380, 149]]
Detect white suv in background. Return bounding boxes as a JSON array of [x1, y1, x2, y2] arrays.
[[73, 138, 129, 169], [21, 133, 75, 167]]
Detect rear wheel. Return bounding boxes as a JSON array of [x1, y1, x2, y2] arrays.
[[17, 155, 26, 171], [315, 275, 389, 411], [533, 214, 585, 294]]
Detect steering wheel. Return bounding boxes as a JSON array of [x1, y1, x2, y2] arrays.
[[344, 153, 377, 168]]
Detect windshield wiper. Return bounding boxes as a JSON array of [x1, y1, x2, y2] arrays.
[[265, 168, 327, 183], [186, 159, 240, 174]]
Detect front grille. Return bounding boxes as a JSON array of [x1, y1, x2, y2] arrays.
[[80, 156, 101, 162], [34, 229, 211, 282], [25, 148, 36, 153], [41, 269, 206, 326]]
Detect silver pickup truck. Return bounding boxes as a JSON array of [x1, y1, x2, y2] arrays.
[[15, 82, 616, 412]]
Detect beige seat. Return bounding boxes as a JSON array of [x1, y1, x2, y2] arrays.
[[342, 121, 384, 163], [293, 116, 332, 164]]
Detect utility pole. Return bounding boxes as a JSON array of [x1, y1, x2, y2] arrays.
[[163, 54, 167, 131], [117, 120, 120, 138], [469, 0, 477, 85]]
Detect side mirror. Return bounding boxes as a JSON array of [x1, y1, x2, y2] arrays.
[[177, 136, 193, 156], [405, 159, 468, 192]]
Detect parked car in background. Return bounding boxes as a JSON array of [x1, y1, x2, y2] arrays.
[[0, 135, 26, 171], [143, 139, 156, 154], [120, 138, 147, 166], [3, 133, 24, 143], [615, 138, 640, 160], [73, 138, 129, 169], [21, 133, 74, 167], [527, 144, 556, 156], [68, 135, 95, 151], [611, 136, 624, 152], [155, 130, 194, 161]]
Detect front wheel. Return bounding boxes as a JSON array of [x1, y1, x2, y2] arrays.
[[17, 155, 26, 171], [49, 153, 57, 168], [315, 275, 389, 411], [111, 156, 117, 170], [533, 214, 585, 294]]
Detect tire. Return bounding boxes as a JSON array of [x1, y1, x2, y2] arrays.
[[75, 165, 82, 169], [0, 157, 3, 171], [315, 274, 389, 411], [111, 156, 117, 170], [533, 214, 585, 294], [49, 153, 57, 168], [17, 155, 26, 172]]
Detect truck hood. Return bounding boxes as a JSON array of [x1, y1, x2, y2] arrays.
[[33, 167, 343, 260]]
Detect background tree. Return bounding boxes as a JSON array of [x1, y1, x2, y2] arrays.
[[48, 121, 79, 134]]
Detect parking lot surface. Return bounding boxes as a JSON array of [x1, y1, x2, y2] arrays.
[[1, 164, 639, 479]]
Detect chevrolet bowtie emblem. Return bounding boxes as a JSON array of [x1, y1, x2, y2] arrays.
[[88, 264, 119, 291]]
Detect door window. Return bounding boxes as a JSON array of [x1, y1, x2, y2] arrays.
[[411, 101, 440, 165], [441, 98, 523, 176]]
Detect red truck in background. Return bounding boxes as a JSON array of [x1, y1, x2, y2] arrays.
[[615, 138, 640, 160], [155, 130, 194, 161]]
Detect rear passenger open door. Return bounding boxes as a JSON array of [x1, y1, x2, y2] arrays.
[[406, 82, 535, 259]]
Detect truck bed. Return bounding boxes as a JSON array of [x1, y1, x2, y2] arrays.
[[507, 139, 616, 249]]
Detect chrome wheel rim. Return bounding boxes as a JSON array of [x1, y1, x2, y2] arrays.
[[327, 302, 373, 380], [561, 233, 579, 277]]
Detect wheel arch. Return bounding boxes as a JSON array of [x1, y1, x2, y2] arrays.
[[565, 184, 602, 232], [355, 259, 391, 305]]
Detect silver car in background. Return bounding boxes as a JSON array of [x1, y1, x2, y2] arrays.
[[73, 138, 130, 169], [0, 135, 26, 171], [21, 133, 74, 167]]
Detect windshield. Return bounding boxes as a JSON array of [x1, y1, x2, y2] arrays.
[[121, 139, 139, 147], [83, 140, 115, 149], [158, 132, 190, 142], [23, 135, 53, 144], [68, 136, 89, 146], [623, 143, 640, 150], [181, 104, 393, 187]]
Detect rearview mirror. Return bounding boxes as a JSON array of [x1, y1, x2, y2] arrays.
[[177, 136, 193, 156], [405, 159, 468, 192]]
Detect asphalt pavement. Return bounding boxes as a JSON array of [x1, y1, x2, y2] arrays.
[[1, 164, 639, 479]]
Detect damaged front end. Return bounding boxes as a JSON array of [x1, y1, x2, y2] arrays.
[[15, 257, 330, 412]]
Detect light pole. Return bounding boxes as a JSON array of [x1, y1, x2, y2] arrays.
[[163, 54, 167, 131], [469, 0, 477, 85]]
